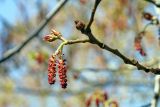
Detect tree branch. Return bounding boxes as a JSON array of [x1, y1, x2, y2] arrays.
[[144, 0, 160, 8], [151, 75, 160, 107], [141, 103, 151, 107], [0, 0, 68, 63], [75, 0, 160, 74], [86, 0, 101, 30]]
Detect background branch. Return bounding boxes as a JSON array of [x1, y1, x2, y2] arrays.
[[0, 0, 68, 63], [144, 0, 160, 7], [151, 75, 160, 107]]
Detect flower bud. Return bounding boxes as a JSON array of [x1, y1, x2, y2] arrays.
[[75, 20, 85, 30], [51, 29, 61, 36], [44, 35, 57, 42], [143, 12, 153, 21]]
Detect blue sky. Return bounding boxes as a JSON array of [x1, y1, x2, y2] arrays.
[[0, 0, 57, 27], [0, 0, 17, 25]]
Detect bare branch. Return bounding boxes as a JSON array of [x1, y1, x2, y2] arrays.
[[75, 1, 160, 74], [151, 75, 160, 107], [86, 0, 101, 30], [144, 0, 160, 8], [0, 0, 68, 63], [141, 103, 151, 107]]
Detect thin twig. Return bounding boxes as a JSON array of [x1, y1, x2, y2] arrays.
[[66, 39, 90, 45], [0, 0, 68, 63], [144, 0, 160, 8], [143, 22, 152, 32], [141, 103, 151, 107], [151, 75, 160, 107], [86, 0, 101, 30]]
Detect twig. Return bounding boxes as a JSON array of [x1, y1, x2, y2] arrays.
[[151, 75, 160, 107], [65, 39, 90, 45], [86, 0, 101, 30], [0, 0, 68, 63], [144, 0, 160, 8], [141, 103, 151, 107], [143, 22, 152, 33], [75, 0, 160, 74]]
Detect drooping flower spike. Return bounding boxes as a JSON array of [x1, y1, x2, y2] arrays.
[[58, 59, 67, 89], [48, 55, 57, 85]]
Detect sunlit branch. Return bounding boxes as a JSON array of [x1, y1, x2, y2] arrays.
[[0, 0, 68, 63], [65, 39, 90, 45]]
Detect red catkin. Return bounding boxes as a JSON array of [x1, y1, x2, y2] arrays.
[[48, 55, 56, 85], [143, 12, 153, 21], [58, 59, 67, 89]]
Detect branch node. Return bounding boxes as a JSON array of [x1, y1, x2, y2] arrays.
[[101, 43, 105, 48]]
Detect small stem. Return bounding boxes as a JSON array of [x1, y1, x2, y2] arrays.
[[86, 0, 101, 29], [143, 22, 152, 32], [55, 41, 67, 54], [66, 39, 90, 45], [59, 35, 68, 42], [151, 75, 160, 107]]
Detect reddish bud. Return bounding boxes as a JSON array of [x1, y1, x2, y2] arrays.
[[51, 29, 61, 36], [143, 12, 153, 21], [43, 35, 56, 42], [75, 20, 85, 30]]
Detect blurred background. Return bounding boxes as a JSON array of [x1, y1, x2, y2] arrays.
[[0, 0, 160, 107]]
